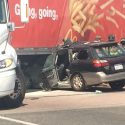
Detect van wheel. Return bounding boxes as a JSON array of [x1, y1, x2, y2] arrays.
[[2, 67, 26, 108], [109, 81, 125, 91], [71, 74, 85, 91]]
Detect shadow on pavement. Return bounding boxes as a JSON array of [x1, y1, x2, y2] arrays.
[[0, 103, 27, 110]]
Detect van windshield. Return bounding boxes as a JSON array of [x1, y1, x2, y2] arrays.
[[93, 44, 124, 58], [0, 0, 6, 23]]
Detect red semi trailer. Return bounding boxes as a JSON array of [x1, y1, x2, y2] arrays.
[[8, 0, 125, 89]]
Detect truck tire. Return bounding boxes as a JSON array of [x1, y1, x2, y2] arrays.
[[70, 74, 86, 91], [109, 81, 125, 91], [2, 67, 26, 108]]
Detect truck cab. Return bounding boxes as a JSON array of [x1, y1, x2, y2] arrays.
[[0, 0, 28, 108]]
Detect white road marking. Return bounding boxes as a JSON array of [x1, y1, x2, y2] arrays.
[[0, 116, 39, 125]]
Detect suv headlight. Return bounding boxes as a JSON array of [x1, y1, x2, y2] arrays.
[[0, 58, 13, 68]]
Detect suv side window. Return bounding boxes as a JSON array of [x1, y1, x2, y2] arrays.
[[77, 50, 89, 60]]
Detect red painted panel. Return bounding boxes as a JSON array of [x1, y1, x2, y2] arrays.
[[8, 0, 125, 48], [8, 0, 67, 48]]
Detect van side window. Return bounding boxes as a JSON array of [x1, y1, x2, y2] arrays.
[[77, 50, 89, 60], [0, 0, 6, 23]]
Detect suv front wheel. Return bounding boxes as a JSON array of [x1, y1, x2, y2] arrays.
[[71, 74, 86, 91]]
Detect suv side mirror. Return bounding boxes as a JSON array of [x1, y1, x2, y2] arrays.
[[20, 0, 29, 23]]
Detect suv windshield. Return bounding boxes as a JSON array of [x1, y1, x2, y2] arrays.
[[93, 43, 124, 58], [0, 0, 6, 23]]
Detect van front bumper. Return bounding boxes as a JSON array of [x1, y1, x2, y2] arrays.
[[83, 71, 125, 85], [0, 69, 16, 97]]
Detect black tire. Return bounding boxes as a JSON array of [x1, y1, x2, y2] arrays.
[[2, 67, 26, 108], [109, 81, 125, 91], [70, 74, 86, 91]]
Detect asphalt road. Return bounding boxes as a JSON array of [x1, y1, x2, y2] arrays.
[[0, 106, 125, 125], [0, 87, 125, 125]]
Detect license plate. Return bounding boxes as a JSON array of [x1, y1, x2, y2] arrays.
[[114, 64, 123, 70]]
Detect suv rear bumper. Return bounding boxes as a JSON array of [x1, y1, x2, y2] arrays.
[[83, 72, 125, 85]]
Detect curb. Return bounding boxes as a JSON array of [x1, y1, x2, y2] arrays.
[[25, 89, 96, 98]]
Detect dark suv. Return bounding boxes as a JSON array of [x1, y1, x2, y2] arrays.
[[41, 41, 125, 91]]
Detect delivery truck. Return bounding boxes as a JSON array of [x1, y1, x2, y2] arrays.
[[1, 0, 125, 102], [8, 0, 125, 90], [0, 0, 29, 107]]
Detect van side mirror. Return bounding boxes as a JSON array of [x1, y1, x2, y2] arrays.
[[7, 22, 15, 31], [20, 0, 29, 23]]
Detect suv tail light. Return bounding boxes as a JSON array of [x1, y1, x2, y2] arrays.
[[92, 59, 109, 68]]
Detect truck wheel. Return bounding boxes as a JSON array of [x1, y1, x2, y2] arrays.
[[71, 74, 86, 91], [109, 81, 125, 91], [2, 67, 26, 108]]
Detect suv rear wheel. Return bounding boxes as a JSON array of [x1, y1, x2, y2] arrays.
[[109, 81, 125, 91], [71, 74, 85, 91]]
